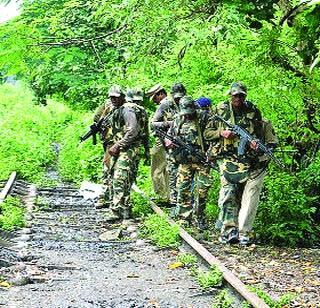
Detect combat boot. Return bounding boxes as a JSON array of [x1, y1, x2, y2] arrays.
[[95, 201, 110, 209], [104, 209, 121, 222], [196, 215, 207, 231], [227, 228, 239, 244]]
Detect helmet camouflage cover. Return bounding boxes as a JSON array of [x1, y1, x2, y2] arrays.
[[171, 82, 187, 99], [125, 88, 134, 102], [132, 88, 144, 101], [179, 96, 196, 116], [229, 81, 247, 96]]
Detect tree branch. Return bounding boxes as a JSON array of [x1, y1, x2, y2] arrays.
[[31, 24, 127, 47]]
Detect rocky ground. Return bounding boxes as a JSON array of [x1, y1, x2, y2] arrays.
[[0, 180, 319, 307], [0, 186, 216, 308]]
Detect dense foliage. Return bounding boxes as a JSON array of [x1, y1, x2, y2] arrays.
[[0, 196, 25, 230], [0, 0, 319, 245]]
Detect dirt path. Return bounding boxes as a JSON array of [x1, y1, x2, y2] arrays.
[[0, 186, 214, 308]]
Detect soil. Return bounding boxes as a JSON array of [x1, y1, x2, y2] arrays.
[[200, 232, 320, 307]]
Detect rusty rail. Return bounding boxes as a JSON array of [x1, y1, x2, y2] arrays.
[[0, 172, 17, 204], [133, 185, 269, 308]]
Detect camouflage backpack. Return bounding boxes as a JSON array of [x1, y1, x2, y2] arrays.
[[109, 102, 148, 147]]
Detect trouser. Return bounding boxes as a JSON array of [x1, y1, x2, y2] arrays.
[[167, 152, 179, 205], [97, 148, 112, 206], [110, 147, 140, 215], [151, 139, 169, 201], [176, 163, 212, 221], [218, 168, 266, 237]]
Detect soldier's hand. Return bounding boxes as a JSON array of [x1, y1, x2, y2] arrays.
[[108, 144, 120, 156], [220, 130, 235, 139], [164, 138, 175, 149], [249, 140, 259, 150]]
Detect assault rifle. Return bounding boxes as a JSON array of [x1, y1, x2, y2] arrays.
[[80, 117, 104, 145], [154, 128, 218, 170], [213, 114, 285, 169]]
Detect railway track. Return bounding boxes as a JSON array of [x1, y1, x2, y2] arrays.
[[1, 172, 269, 307]]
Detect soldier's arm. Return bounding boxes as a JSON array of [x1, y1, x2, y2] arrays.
[[93, 103, 106, 123], [204, 113, 222, 141], [151, 102, 172, 130], [116, 107, 139, 149]]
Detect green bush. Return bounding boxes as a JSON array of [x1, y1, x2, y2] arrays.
[[0, 196, 25, 231], [0, 84, 70, 182], [196, 265, 223, 290], [255, 156, 320, 246]]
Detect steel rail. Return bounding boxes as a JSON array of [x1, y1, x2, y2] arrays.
[[133, 185, 269, 308], [0, 172, 17, 204]]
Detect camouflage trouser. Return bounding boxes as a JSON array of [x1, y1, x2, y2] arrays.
[[218, 168, 266, 237], [110, 147, 140, 215], [167, 152, 179, 205], [97, 150, 112, 206], [176, 163, 212, 221], [151, 140, 169, 201]]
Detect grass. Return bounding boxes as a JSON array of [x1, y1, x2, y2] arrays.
[[0, 196, 25, 231], [140, 213, 180, 248]]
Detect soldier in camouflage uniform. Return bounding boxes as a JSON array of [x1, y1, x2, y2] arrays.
[[166, 83, 187, 206], [93, 98, 114, 209], [204, 82, 278, 244], [166, 96, 212, 227], [104, 85, 148, 222], [131, 88, 150, 181]]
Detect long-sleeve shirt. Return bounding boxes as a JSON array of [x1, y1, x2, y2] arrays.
[[151, 97, 178, 131]]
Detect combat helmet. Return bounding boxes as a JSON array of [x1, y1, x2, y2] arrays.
[[108, 85, 123, 97], [179, 96, 196, 116], [132, 88, 144, 102], [125, 88, 134, 102], [196, 97, 212, 108], [229, 81, 247, 96], [171, 82, 187, 99]]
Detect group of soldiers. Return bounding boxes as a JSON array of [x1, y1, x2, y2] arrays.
[[92, 81, 278, 245]]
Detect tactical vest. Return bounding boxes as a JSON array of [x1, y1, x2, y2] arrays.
[[213, 100, 263, 183], [171, 113, 207, 164]]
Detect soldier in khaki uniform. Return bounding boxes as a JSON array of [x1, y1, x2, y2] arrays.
[[146, 84, 171, 203], [103, 85, 148, 222], [166, 96, 212, 227], [204, 82, 278, 245], [147, 83, 186, 206], [131, 88, 150, 181]]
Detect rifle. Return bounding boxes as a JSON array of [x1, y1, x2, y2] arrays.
[[80, 118, 103, 145], [154, 128, 218, 170], [80, 113, 112, 145], [213, 114, 285, 169]]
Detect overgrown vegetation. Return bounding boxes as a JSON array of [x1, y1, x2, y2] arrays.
[[212, 289, 234, 308], [0, 196, 25, 230], [247, 286, 295, 308], [176, 252, 198, 267], [0, 0, 319, 245], [140, 214, 180, 248], [196, 265, 223, 290]]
